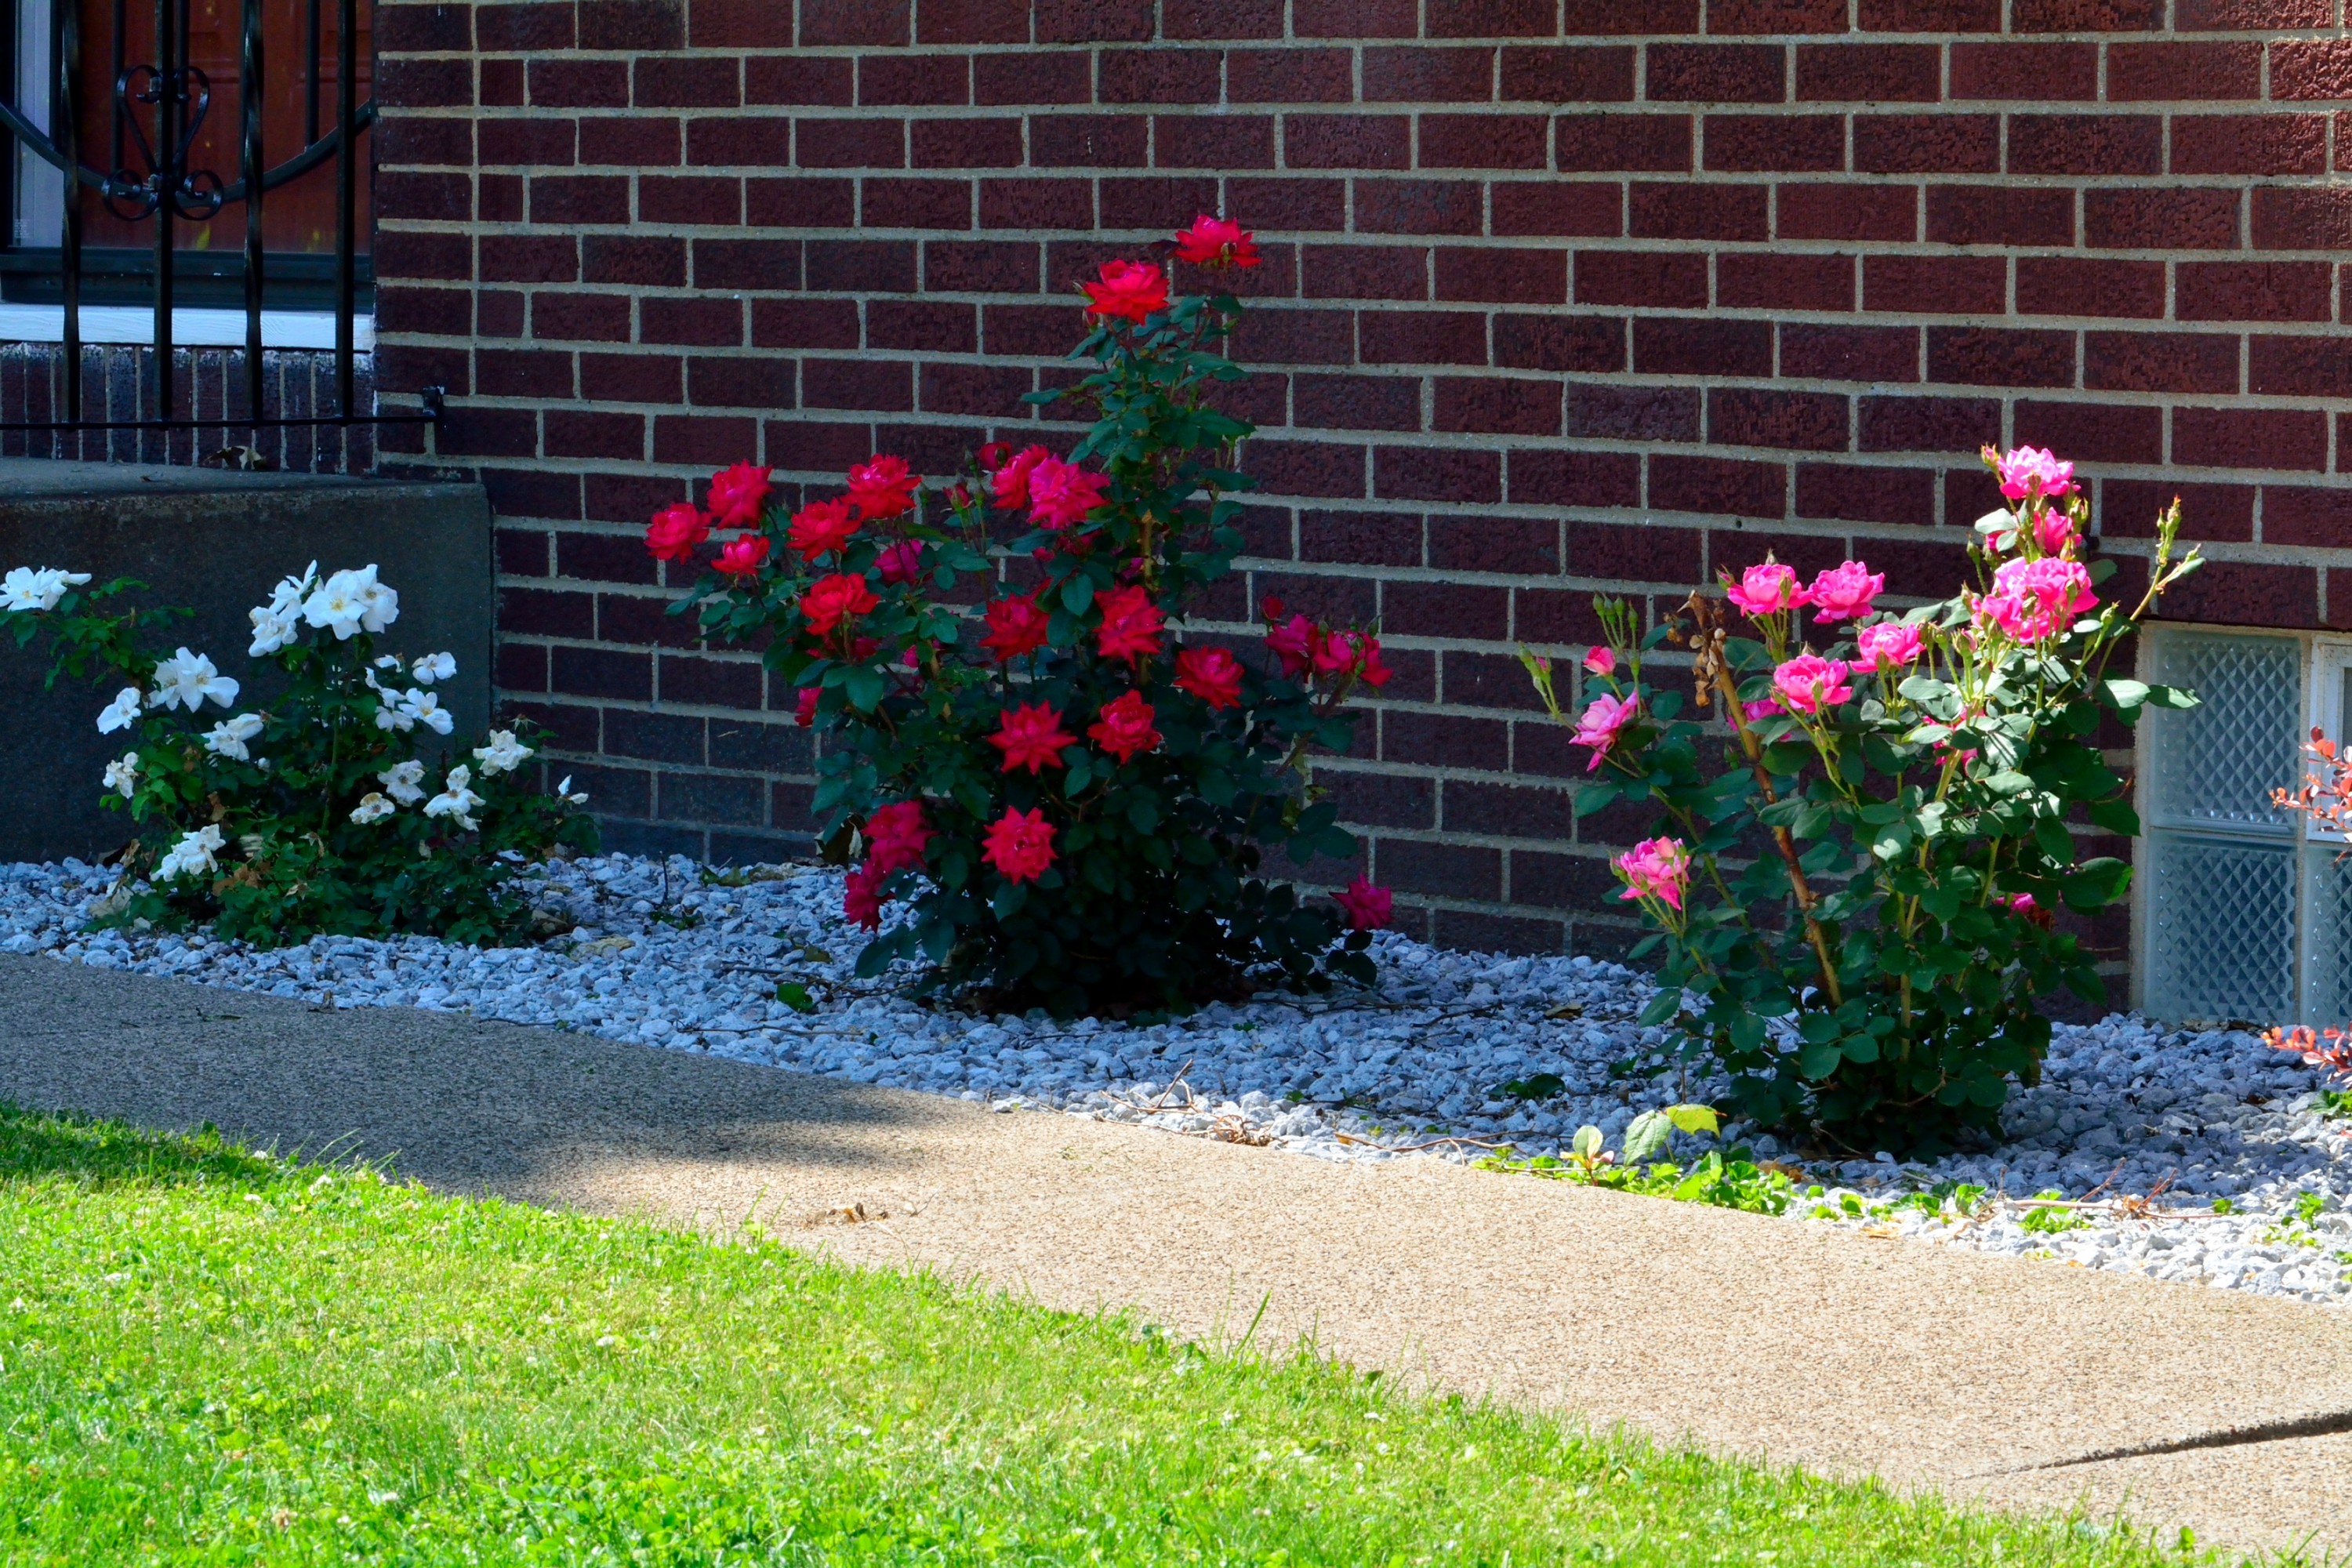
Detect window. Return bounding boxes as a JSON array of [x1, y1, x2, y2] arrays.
[[2140, 627, 2352, 1026], [1, 0, 371, 311]]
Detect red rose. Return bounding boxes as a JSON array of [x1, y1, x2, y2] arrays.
[[1080, 260, 1168, 325], [877, 540, 924, 585], [1172, 215, 1261, 270], [863, 800, 932, 879], [1026, 459, 1110, 531], [989, 702, 1077, 775], [801, 573, 878, 636], [983, 807, 1056, 884], [843, 862, 884, 931], [1087, 690, 1162, 763], [706, 462, 772, 528], [1334, 877, 1393, 932], [989, 445, 1051, 510], [793, 687, 820, 727], [1174, 646, 1244, 710], [845, 455, 919, 521], [977, 441, 1011, 471], [1094, 584, 1164, 665], [646, 503, 710, 562], [788, 498, 861, 561], [1265, 612, 1315, 677], [979, 592, 1051, 662], [713, 532, 771, 579]]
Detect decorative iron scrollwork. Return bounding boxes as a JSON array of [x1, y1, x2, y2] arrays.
[[106, 62, 225, 222]]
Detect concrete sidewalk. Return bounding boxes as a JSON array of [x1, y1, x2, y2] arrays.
[[1, 951, 2347, 1558]]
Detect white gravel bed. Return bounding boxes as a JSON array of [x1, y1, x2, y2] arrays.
[[6, 851, 2350, 1307]]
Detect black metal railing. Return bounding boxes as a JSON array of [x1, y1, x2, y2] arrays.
[[0, 0, 440, 438]]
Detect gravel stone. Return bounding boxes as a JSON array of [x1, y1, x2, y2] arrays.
[[7, 851, 2349, 1307]]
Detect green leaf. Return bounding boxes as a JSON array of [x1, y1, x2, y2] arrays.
[[1664, 1104, 1720, 1137], [774, 981, 816, 1013], [2100, 677, 2151, 711], [1797, 1042, 1842, 1080], [2060, 856, 2132, 913], [1621, 1111, 1674, 1167], [1571, 1125, 1604, 1160], [2147, 683, 2200, 711], [2032, 816, 2074, 866], [1060, 575, 1095, 616]]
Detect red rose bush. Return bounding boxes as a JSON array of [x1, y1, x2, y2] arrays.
[[654, 218, 1390, 1016], [1528, 445, 2205, 1152]]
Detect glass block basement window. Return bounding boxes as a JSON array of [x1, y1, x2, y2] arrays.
[[2142, 629, 2352, 1025]]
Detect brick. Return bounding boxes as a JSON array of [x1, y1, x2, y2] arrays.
[[1230, 48, 1355, 103], [2085, 331, 2241, 395], [793, 118, 904, 169], [1555, 113, 1693, 172], [2263, 487, 2352, 549], [2108, 42, 2263, 102], [1376, 446, 1501, 503], [477, 349, 574, 400], [1364, 46, 1496, 103], [1355, 310, 1477, 364], [910, 118, 1021, 169], [2176, 0, 2328, 23], [1156, 114, 1276, 169], [1780, 322, 1918, 381], [1495, 314, 1625, 372], [1795, 462, 1935, 525], [1492, 182, 1625, 237], [1629, 182, 1769, 241], [1719, 252, 1853, 311], [1703, 114, 1846, 172], [2274, 42, 2352, 101], [1710, 387, 1849, 452], [2085, 187, 2238, 252], [973, 51, 1090, 106], [2174, 115, 2328, 177], [1421, 114, 1548, 170], [912, 0, 1027, 42], [978, 178, 1093, 230], [1385, 582, 1509, 643], [478, 0, 573, 49], [744, 57, 852, 107], [1709, 0, 1847, 27], [1229, 176, 1348, 231], [1574, 249, 1709, 308], [1436, 248, 1567, 304], [1375, 838, 1501, 900], [2173, 407, 2329, 472], [1777, 182, 1915, 241], [588, 353, 685, 404], [2012, 0, 2161, 27], [1509, 450, 1642, 509], [1646, 45, 1785, 105], [1927, 326, 2073, 388], [528, 59, 626, 109], [2150, 560, 2318, 631], [642, 296, 745, 347], [1247, 439, 1368, 498], [1649, 456, 1785, 517], [1635, 317, 1773, 377], [2016, 258, 2164, 320], [2012, 401, 2162, 466], [924, 241, 1036, 294], [808, 239, 916, 292], [1100, 49, 1221, 104], [1796, 44, 1940, 103], [1036, 0, 1152, 40], [861, 177, 972, 229], [2101, 479, 2252, 542], [1295, 375, 1425, 431], [1569, 518, 1708, 582], [378, 56, 474, 109], [1357, 180, 1485, 234], [1501, 46, 1636, 103], [920, 362, 1033, 417], [2008, 116, 2161, 179], [2176, 262, 2334, 324], [637, 57, 741, 109], [1295, 0, 1417, 32], [1566, 384, 1700, 442], [1286, 115, 1412, 170], [1099, 175, 1225, 229], [2250, 188, 2352, 251], [1950, 45, 2096, 102], [544, 410, 645, 463], [529, 175, 630, 225], [1425, 0, 1557, 35], [689, 238, 793, 290], [1431, 516, 1559, 576], [1858, 394, 1999, 453], [1163, 0, 1285, 36], [1926, 184, 2074, 246], [1436, 378, 1563, 436], [1233, 307, 1355, 365], [1304, 246, 1428, 301], [1853, 114, 1998, 176], [797, 0, 903, 44], [481, 234, 579, 284], [852, 53, 963, 107], [1863, 255, 2004, 315], [2250, 336, 2352, 400]]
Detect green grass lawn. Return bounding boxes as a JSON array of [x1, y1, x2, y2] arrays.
[[0, 1105, 2235, 1567]]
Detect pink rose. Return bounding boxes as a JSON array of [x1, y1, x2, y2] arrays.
[[1334, 877, 1393, 932], [1772, 655, 1853, 717], [1582, 645, 1616, 677], [1570, 691, 1639, 772], [1742, 697, 1784, 723], [2033, 508, 2078, 558], [1855, 619, 1923, 673], [1806, 561, 1884, 623], [1988, 445, 2078, 503], [1723, 561, 1808, 618], [1614, 837, 1692, 913], [1979, 557, 2096, 643]]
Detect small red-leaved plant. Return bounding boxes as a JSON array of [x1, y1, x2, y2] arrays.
[[653, 218, 1392, 1018]]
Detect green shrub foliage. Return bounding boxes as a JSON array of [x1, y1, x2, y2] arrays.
[[1530, 448, 2204, 1153], [655, 218, 1393, 1017], [0, 561, 594, 943]]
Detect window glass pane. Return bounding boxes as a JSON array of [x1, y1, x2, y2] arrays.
[[2147, 833, 2297, 1023], [2146, 632, 2299, 834], [2303, 848, 2352, 1025]]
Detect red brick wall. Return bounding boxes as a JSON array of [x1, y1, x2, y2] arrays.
[[368, 0, 2352, 958]]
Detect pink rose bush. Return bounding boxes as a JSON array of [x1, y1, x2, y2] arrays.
[[655, 217, 1388, 1018], [1526, 446, 2205, 1151]]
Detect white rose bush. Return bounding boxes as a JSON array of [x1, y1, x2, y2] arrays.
[[0, 562, 596, 945]]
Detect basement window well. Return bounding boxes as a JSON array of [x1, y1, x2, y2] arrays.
[[2141, 627, 2352, 1027]]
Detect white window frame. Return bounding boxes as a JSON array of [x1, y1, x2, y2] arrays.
[[2134, 623, 2352, 1025]]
